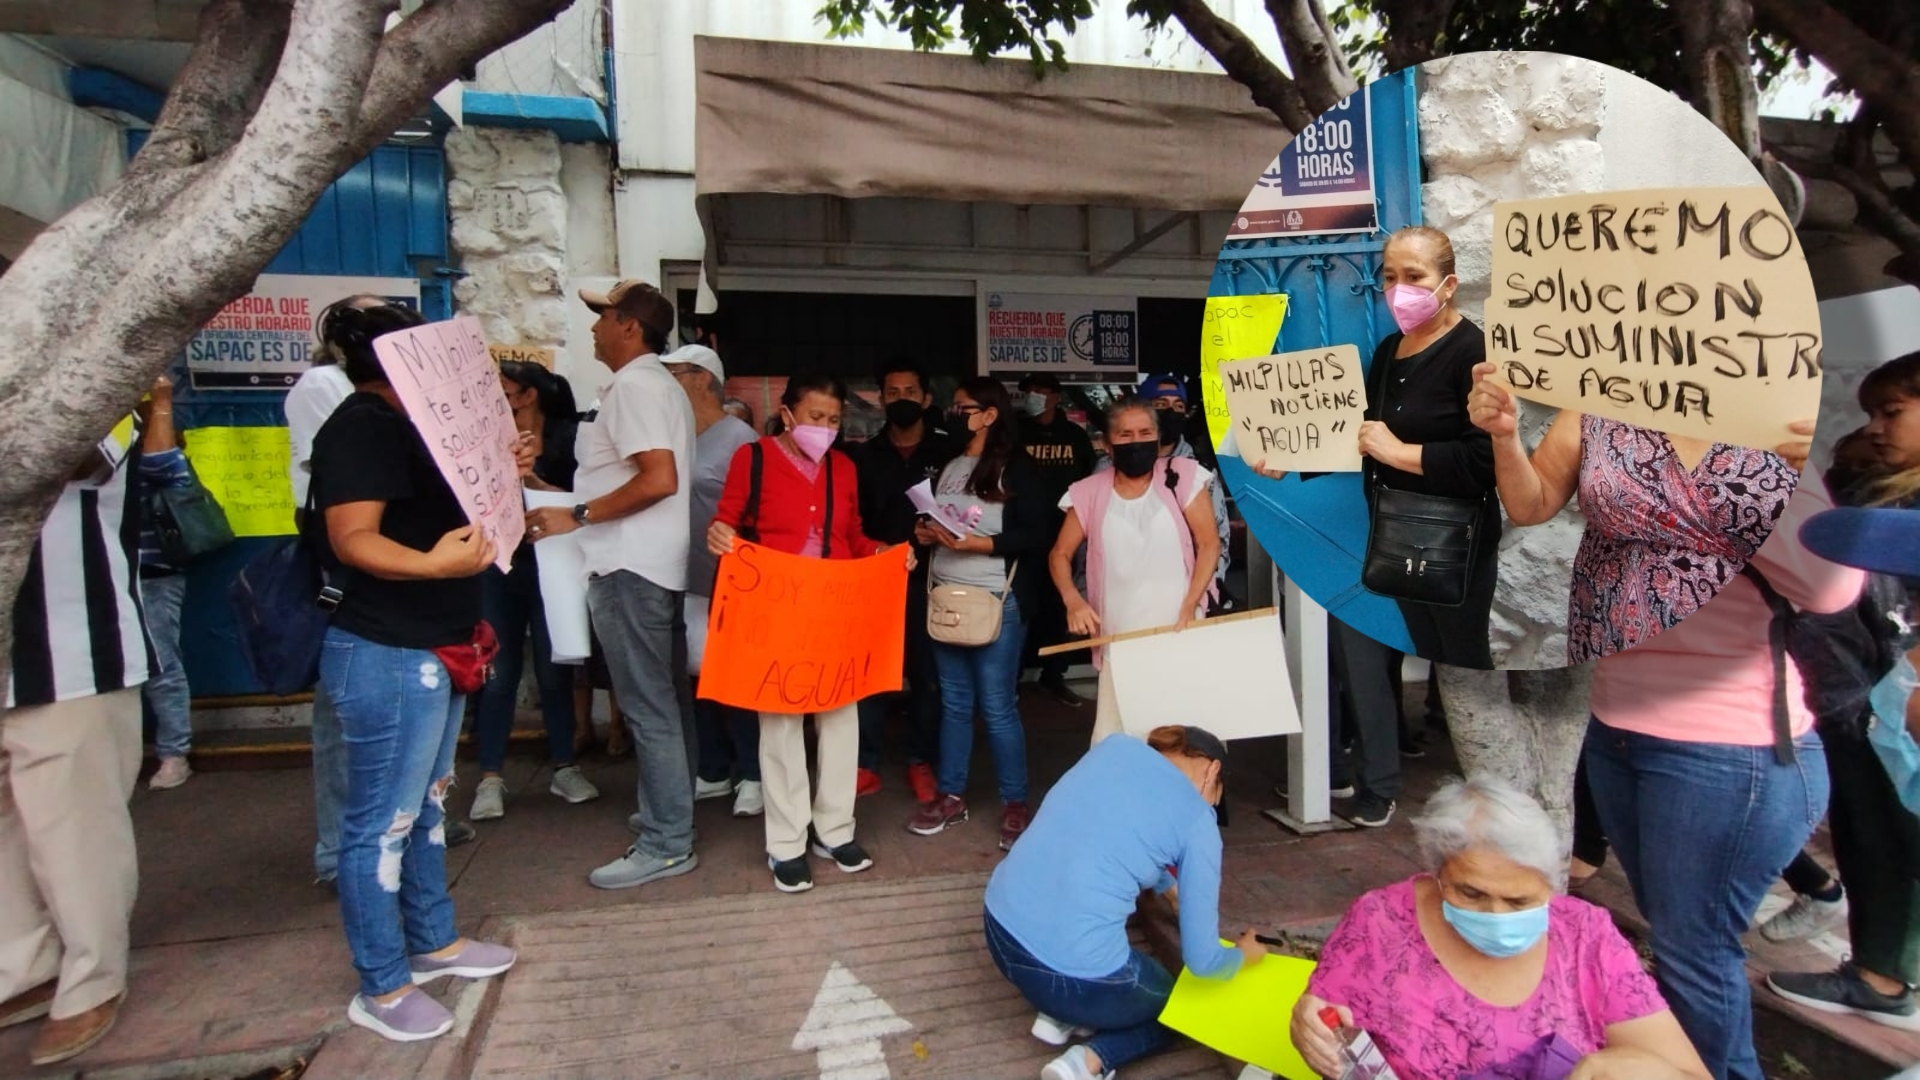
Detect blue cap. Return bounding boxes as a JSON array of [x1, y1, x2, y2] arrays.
[[1138, 373, 1187, 405], [1799, 507, 1920, 579]]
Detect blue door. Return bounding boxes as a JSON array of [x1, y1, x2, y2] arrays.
[[1209, 69, 1423, 653]]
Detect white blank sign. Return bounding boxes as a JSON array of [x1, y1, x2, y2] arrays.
[[1107, 612, 1300, 741]]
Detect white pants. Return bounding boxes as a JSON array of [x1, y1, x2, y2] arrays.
[[758, 703, 859, 861]]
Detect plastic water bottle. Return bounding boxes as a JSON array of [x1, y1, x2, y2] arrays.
[[1317, 1007, 1400, 1080]]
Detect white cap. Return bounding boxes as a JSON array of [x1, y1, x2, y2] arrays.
[[663, 343, 724, 384]]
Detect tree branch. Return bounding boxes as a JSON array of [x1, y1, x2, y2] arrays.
[[1776, 144, 1920, 268], [1163, 0, 1310, 131], [1752, 0, 1920, 172], [136, 0, 294, 172], [1263, 0, 1358, 116], [1671, 0, 1761, 159], [1374, 0, 1455, 72]]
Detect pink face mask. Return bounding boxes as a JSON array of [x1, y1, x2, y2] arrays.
[[787, 422, 837, 462], [1386, 280, 1448, 333]]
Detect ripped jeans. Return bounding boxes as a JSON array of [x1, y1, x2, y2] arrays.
[[320, 627, 464, 998]]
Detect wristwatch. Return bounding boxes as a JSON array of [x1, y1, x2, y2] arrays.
[[571, 503, 592, 526]]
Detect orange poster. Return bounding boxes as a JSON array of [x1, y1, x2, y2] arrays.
[[699, 542, 910, 714]]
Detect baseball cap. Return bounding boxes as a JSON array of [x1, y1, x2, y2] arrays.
[[578, 279, 675, 338], [1020, 373, 1063, 393], [1138, 372, 1188, 405], [1800, 507, 1920, 579], [663, 343, 725, 384]]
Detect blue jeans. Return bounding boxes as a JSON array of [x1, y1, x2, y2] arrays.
[[932, 591, 1028, 803], [587, 570, 697, 859], [475, 556, 576, 772], [312, 683, 348, 881], [1583, 717, 1828, 1080], [139, 573, 192, 759], [321, 628, 464, 998], [984, 909, 1175, 1069]]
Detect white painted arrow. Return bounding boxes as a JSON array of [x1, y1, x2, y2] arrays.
[[792, 961, 914, 1080]]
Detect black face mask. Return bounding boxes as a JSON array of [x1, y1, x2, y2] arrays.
[[1157, 411, 1182, 446], [885, 399, 924, 429], [1111, 441, 1158, 478]]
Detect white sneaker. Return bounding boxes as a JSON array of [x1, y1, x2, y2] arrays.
[[470, 776, 507, 820], [733, 780, 765, 817], [549, 766, 601, 804], [1760, 891, 1847, 942], [1030, 1012, 1094, 1046], [695, 777, 735, 801], [149, 757, 191, 791], [1041, 1046, 1113, 1080]]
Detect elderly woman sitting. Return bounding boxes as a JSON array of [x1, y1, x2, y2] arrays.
[[1291, 777, 1707, 1080]]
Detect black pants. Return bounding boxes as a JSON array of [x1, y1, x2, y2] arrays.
[[1024, 512, 1075, 681], [1396, 542, 1497, 670], [1329, 615, 1401, 800], [858, 580, 941, 770], [1826, 722, 1920, 983]]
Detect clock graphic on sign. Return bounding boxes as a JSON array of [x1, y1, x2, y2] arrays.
[[1068, 314, 1096, 362]]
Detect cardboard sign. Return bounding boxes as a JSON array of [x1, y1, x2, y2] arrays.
[[374, 315, 524, 572], [1107, 612, 1301, 740], [488, 343, 556, 369], [1200, 294, 1289, 451], [1486, 186, 1822, 450], [181, 426, 296, 537], [1159, 948, 1319, 1079], [1220, 344, 1366, 473], [699, 542, 910, 714]]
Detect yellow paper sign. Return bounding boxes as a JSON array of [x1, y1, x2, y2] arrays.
[[182, 426, 297, 537], [1221, 344, 1367, 472], [1485, 186, 1822, 450], [1200, 294, 1288, 450], [489, 343, 555, 369], [1159, 947, 1318, 1079]]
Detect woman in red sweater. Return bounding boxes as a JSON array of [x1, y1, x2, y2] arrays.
[[706, 374, 909, 893]]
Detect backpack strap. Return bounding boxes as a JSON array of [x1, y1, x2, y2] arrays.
[[739, 441, 764, 543], [822, 451, 835, 559], [1740, 564, 1798, 766]]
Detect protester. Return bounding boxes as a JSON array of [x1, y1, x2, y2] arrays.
[[1051, 399, 1219, 745], [665, 344, 764, 818], [908, 378, 1049, 849], [309, 303, 520, 1042], [1130, 374, 1230, 589], [708, 373, 906, 893], [1015, 373, 1096, 708], [722, 397, 754, 429], [529, 280, 699, 891], [469, 360, 598, 821], [1293, 777, 1708, 1079], [136, 373, 198, 790], [0, 416, 149, 1066], [984, 726, 1259, 1080], [851, 358, 957, 804]]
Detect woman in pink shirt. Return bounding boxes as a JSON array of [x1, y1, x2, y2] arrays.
[[1468, 369, 1861, 1080], [1292, 776, 1707, 1079]]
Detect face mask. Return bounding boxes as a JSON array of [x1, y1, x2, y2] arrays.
[[786, 419, 837, 462], [1386, 280, 1449, 333], [1442, 898, 1548, 958], [949, 409, 981, 434], [1111, 441, 1159, 478], [1867, 655, 1920, 816], [1021, 392, 1048, 417], [1156, 411, 1181, 446], [884, 399, 924, 429]]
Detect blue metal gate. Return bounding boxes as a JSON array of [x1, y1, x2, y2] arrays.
[[1210, 69, 1423, 653]]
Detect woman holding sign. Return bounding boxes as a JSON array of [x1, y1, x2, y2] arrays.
[[707, 373, 907, 894], [309, 304, 522, 1043]]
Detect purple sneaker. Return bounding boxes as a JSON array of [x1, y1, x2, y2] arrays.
[[347, 989, 453, 1042], [409, 939, 517, 985]]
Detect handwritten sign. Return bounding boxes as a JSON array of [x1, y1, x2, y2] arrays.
[[1200, 294, 1288, 451], [374, 315, 524, 571], [700, 542, 909, 714], [1486, 186, 1823, 450], [488, 343, 555, 369], [1160, 949, 1318, 1079], [1219, 344, 1366, 473], [181, 426, 296, 536]]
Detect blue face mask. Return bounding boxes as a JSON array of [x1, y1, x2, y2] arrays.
[[1442, 899, 1549, 958], [1867, 655, 1920, 816]]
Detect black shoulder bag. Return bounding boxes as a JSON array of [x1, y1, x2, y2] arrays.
[[1359, 349, 1486, 608]]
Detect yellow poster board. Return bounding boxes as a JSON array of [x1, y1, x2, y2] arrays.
[[182, 426, 297, 537], [1158, 949, 1318, 1079], [1485, 186, 1822, 451], [1220, 344, 1367, 472], [1200, 294, 1288, 450]]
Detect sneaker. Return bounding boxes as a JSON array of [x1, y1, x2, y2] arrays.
[[733, 779, 765, 817], [1348, 794, 1396, 828], [1760, 890, 1847, 943], [470, 777, 507, 820], [1041, 1045, 1114, 1080], [908, 794, 969, 836], [695, 776, 735, 801], [550, 766, 601, 804], [446, 820, 477, 847], [1040, 675, 1085, 708], [856, 767, 882, 798], [149, 757, 191, 791], [811, 838, 874, 873], [1030, 1012, 1093, 1046], [1272, 779, 1356, 801], [1000, 801, 1032, 851], [1400, 732, 1428, 759], [347, 989, 453, 1043], [589, 848, 698, 890], [770, 854, 815, 893], [1767, 962, 1920, 1031], [409, 939, 517, 985], [907, 762, 938, 805]]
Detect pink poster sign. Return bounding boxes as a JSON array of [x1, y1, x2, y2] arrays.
[[373, 315, 523, 572]]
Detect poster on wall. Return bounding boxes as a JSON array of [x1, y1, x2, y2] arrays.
[[1226, 89, 1377, 240], [185, 274, 421, 391], [981, 290, 1138, 377]]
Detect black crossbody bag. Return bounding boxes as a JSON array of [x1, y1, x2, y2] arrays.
[[1359, 349, 1486, 608]]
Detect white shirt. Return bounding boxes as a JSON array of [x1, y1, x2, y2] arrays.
[[284, 364, 355, 506], [573, 352, 695, 591], [1061, 470, 1211, 636]]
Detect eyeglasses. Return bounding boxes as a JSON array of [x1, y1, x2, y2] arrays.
[[951, 404, 984, 415]]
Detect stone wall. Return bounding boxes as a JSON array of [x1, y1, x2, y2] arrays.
[[445, 127, 576, 356]]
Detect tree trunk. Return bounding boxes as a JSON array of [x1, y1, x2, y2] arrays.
[[1165, 0, 1310, 132], [1374, 0, 1456, 73], [1263, 0, 1359, 116]]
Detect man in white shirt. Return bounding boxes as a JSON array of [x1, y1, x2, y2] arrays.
[[527, 280, 699, 889]]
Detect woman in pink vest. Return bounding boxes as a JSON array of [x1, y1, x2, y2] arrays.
[[1050, 399, 1221, 745]]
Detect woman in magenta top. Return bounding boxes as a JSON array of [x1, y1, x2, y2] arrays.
[[1293, 777, 1707, 1080]]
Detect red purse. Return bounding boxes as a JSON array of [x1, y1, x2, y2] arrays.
[[432, 620, 500, 695]]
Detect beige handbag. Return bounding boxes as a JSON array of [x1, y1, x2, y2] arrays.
[[928, 563, 1018, 647]]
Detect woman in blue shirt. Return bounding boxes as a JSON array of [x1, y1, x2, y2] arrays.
[[984, 725, 1265, 1080]]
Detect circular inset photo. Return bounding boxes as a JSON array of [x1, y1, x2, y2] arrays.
[[1201, 51, 1825, 671]]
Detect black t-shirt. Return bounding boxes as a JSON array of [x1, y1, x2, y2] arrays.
[[1365, 317, 1495, 501], [311, 392, 481, 650], [852, 422, 962, 548], [1017, 412, 1095, 512]]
